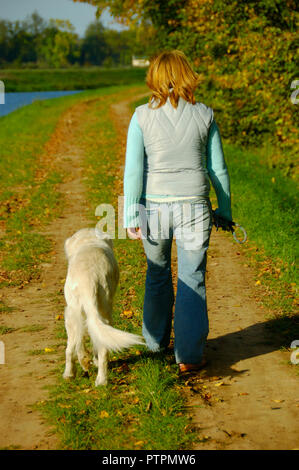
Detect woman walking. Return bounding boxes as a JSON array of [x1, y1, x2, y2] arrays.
[[123, 50, 232, 373]]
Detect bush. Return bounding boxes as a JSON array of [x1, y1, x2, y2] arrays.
[[156, 0, 299, 179]]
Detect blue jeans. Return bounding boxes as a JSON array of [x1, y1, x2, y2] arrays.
[[139, 197, 213, 364]]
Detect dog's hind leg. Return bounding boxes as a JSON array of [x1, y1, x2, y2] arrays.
[[95, 345, 108, 386], [63, 305, 81, 380], [76, 328, 91, 376]]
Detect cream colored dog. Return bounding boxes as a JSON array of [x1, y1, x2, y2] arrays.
[[63, 228, 144, 386]]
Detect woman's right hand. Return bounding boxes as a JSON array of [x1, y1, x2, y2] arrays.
[[127, 227, 142, 240]]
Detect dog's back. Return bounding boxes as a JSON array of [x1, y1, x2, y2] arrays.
[[66, 231, 118, 306]]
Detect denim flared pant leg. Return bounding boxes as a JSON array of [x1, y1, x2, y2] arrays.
[[140, 198, 213, 363], [141, 209, 175, 352], [173, 200, 213, 363]]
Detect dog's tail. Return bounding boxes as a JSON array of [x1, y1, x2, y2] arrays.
[[83, 300, 144, 352]]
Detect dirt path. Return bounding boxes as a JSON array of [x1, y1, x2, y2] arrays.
[[0, 90, 298, 450]]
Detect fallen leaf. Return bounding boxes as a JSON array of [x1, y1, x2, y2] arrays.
[[200, 435, 210, 441], [203, 393, 212, 401], [121, 310, 133, 318], [100, 410, 109, 418], [214, 381, 224, 387]]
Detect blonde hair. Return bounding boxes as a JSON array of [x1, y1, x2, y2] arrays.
[[146, 50, 199, 109]]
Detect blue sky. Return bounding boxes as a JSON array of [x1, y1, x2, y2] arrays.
[[0, 0, 127, 36]]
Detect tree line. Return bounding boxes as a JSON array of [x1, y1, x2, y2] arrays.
[[0, 11, 152, 68]]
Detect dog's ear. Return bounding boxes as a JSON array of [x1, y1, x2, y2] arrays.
[[64, 237, 72, 259], [64, 238, 70, 258]]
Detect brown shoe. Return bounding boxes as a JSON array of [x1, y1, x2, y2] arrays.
[[178, 358, 207, 374]]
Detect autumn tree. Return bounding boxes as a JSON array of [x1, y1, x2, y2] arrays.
[[39, 19, 79, 68], [72, 0, 186, 50]]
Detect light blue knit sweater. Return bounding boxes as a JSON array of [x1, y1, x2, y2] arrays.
[[123, 110, 232, 228]]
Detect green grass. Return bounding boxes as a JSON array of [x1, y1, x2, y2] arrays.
[[39, 353, 193, 450], [226, 143, 299, 342], [0, 67, 147, 92], [0, 300, 14, 314], [0, 325, 16, 334], [227, 144, 298, 275], [20, 324, 46, 333]]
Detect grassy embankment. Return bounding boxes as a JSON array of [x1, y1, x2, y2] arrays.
[[0, 67, 147, 92]]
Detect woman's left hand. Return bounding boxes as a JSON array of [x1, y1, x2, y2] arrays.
[[127, 227, 142, 240]]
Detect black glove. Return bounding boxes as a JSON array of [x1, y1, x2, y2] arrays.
[[212, 210, 235, 233]]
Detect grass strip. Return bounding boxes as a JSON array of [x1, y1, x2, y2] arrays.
[[0, 67, 147, 92]]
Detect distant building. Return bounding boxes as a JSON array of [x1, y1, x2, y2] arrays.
[[132, 56, 150, 67]]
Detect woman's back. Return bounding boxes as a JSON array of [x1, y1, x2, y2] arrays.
[[136, 96, 214, 197]]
